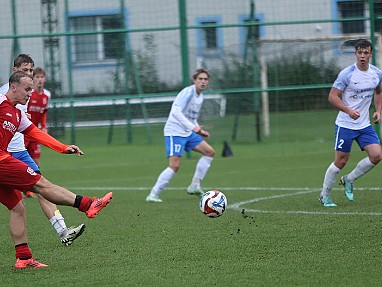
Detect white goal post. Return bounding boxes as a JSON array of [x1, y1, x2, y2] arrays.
[[258, 33, 381, 138], [48, 94, 226, 128]]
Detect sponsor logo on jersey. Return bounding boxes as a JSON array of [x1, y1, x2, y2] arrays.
[[28, 106, 46, 113], [26, 166, 37, 176], [6, 113, 12, 117], [352, 94, 373, 100], [2, 120, 16, 134], [354, 88, 373, 93]]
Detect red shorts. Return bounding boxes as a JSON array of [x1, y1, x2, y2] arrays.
[[0, 156, 41, 209], [25, 139, 41, 159]]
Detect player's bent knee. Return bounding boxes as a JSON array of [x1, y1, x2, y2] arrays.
[[371, 155, 382, 165], [169, 165, 180, 173], [205, 148, 215, 157]]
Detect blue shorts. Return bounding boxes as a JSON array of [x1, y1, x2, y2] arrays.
[[334, 125, 380, 152], [11, 150, 41, 174], [165, 133, 203, 157]]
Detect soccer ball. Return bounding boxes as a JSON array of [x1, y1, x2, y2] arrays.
[[200, 190, 227, 218]]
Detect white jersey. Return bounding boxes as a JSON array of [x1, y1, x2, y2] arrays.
[[0, 83, 27, 152], [333, 63, 382, 130], [164, 84, 204, 137]]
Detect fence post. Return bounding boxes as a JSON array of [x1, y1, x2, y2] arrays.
[[178, 0, 189, 86], [64, 0, 76, 144]]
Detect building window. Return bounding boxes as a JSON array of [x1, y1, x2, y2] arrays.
[[70, 14, 125, 63], [239, 14, 264, 57], [243, 18, 260, 41], [202, 21, 218, 49], [375, 2, 382, 33], [195, 16, 223, 58], [337, 1, 364, 34]]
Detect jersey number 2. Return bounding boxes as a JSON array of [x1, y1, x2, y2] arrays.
[[337, 139, 344, 149]]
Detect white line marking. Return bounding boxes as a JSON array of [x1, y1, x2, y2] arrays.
[[67, 186, 382, 191], [228, 188, 382, 216], [229, 189, 319, 210], [67, 186, 382, 216]]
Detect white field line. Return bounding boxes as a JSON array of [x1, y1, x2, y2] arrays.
[[227, 188, 382, 216], [68, 186, 382, 216], [68, 186, 382, 191], [68, 187, 319, 191]]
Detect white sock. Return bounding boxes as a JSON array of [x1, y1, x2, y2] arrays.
[[347, 157, 375, 182], [150, 167, 176, 196], [321, 163, 341, 197], [190, 156, 213, 189], [49, 211, 67, 238]]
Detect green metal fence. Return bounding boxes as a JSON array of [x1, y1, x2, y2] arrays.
[[1, 0, 381, 145]]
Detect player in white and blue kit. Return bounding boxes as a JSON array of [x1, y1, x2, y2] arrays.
[[146, 69, 215, 202], [319, 39, 382, 207]]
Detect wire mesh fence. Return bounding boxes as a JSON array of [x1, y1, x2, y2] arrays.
[[0, 0, 381, 144]]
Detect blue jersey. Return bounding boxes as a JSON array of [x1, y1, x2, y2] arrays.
[[333, 63, 382, 130]]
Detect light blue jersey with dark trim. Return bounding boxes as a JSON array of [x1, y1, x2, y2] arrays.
[[164, 84, 204, 137], [333, 63, 382, 130]]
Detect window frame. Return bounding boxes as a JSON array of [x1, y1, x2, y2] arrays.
[[337, 0, 365, 34], [374, 2, 382, 33], [238, 13, 265, 57], [68, 9, 128, 67], [195, 16, 224, 58]]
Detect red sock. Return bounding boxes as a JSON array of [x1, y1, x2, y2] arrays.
[[78, 196, 92, 212], [15, 243, 32, 260]]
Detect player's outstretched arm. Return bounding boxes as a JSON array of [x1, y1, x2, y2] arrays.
[[65, 145, 84, 156], [24, 125, 84, 156]]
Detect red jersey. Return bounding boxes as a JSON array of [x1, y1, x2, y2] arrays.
[[27, 89, 50, 129], [0, 94, 33, 160]]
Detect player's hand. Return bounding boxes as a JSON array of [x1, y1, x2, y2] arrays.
[[348, 109, 360, 120], [193, 126, 210, 139], [193, 125, 204, 133], [373, 112, 381, 124], [65, 145, 84, 156], [199, 130, 210, 139]]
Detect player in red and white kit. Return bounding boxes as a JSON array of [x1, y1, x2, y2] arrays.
[[0, 71, 113, 269], [1, 55, 86, 247], [25, 67, 50, 167]]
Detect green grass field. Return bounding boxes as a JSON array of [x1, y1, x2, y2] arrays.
[[1, 110, 382, 286]]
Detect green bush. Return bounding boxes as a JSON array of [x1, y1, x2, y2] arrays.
[[214, 49, 340, 114]]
